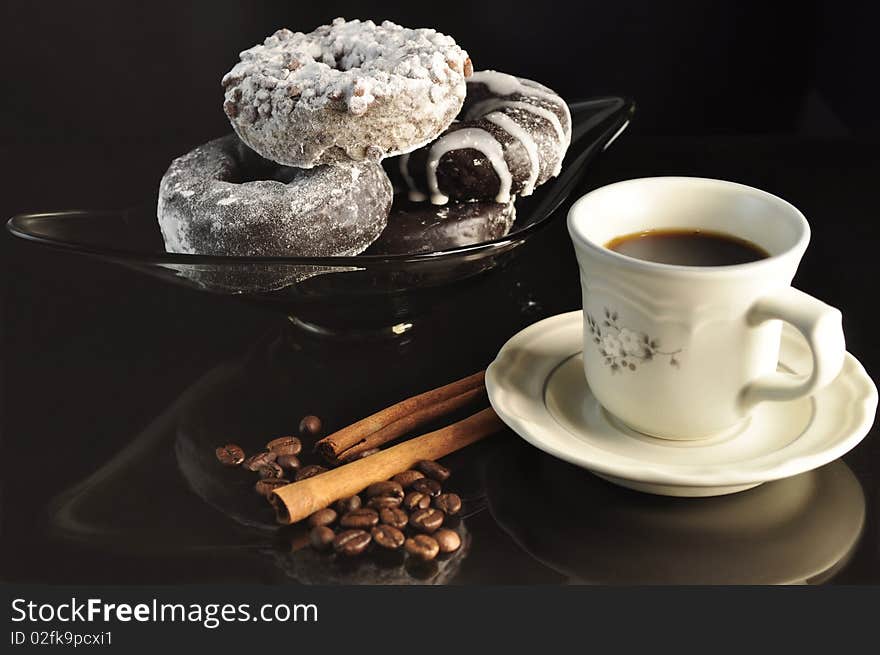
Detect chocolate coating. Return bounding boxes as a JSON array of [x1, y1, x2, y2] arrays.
[[391, 71, 571, 204], [366, 194, 516, 255]]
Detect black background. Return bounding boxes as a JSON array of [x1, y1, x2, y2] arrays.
[[1, 0, 879, 150], [2, 1, 880, 587]]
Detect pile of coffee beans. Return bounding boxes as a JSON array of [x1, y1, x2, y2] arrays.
[[306, 460, 463, 562], [214, 414, 324, 497], [215, 420, 465, 568]]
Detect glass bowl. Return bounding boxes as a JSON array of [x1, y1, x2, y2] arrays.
[[7, 97, 634, 335]]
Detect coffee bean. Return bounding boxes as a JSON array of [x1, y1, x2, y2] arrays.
[[365, 481, 404, 499], [367, 495, 403, 510], [307, 507, 337, 528], [340, 508, 379, 529], [299, 415, 323, 438], [334, 495, 362, 514], [392, 470, 425, 488], [403, 491, 431, 511], [409, 507, 444, 533], [215, 443, 245, 466], [412, 478, 442, 497], [295, 464, 327, 481], [256, 462, 283, 479], [379, 507, 408, 529], [433, 528, 461, 554], [243, 451, 277, 471], [433, 493, 462, 516], [333, 529, 371, 556], [276, 454, 301, 472], [404, 534, 440, 561], [254, 477, 289, 497], [416, 460, 451, 482], [309, 526, 335, 551], [371, 525, 405, 550], [266, 435, 302, 456]]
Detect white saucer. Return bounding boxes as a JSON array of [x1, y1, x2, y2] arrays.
[[486, 311, 878, 497]]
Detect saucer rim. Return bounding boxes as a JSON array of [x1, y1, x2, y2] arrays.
[[486, 311, 878, 490]]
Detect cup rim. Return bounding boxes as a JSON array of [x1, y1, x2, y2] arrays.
[[567, 176, 811, 277]]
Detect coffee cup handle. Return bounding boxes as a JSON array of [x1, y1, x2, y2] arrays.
[[740, 287, 846, 408]]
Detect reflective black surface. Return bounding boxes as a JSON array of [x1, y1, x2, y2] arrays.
[[7, 98, 632, 334], [2, 134, 878, 584]]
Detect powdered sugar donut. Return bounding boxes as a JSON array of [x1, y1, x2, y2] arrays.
[[393, 71, 571, 205], [222, 18, 472, 168], [157, 135, 391, 257]]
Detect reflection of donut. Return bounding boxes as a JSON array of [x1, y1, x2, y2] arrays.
[[366, 195, 516, 255], [157, 134, 391, 257], [394, 71, 571, 205], [222, 19, 472, 168]]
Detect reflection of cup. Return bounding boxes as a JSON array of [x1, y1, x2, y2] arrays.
[[485, 442, 865, 584], [567, 177, 846, 439]]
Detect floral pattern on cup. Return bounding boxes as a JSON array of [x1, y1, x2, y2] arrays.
[[586, 308, 682, 372]]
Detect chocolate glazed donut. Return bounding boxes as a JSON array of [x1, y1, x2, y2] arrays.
[[366, 194, 517, 255], [393, 71, 572, 205]]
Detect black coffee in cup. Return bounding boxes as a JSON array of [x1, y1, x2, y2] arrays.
[[606, 229, 769, 266]]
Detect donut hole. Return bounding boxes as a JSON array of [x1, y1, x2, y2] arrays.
[[225, 143, 297, 184], [326, 50, 365, 73], [436, 148, 504, 201], [230, 163, 298, 185]]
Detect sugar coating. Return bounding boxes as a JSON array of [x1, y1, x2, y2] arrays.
[[157, 134, 391, 258], [222, 18, 471, 167]]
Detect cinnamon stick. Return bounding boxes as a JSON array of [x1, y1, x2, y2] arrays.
[[334, 385, 486, 463], [314, 370, 485, 461], [271, 407, 504, 525]]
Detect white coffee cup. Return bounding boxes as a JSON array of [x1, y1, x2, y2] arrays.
[[567, 177, 846, 440]]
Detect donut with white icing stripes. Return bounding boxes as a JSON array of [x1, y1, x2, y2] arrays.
[[392, 71, 571, 205]]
